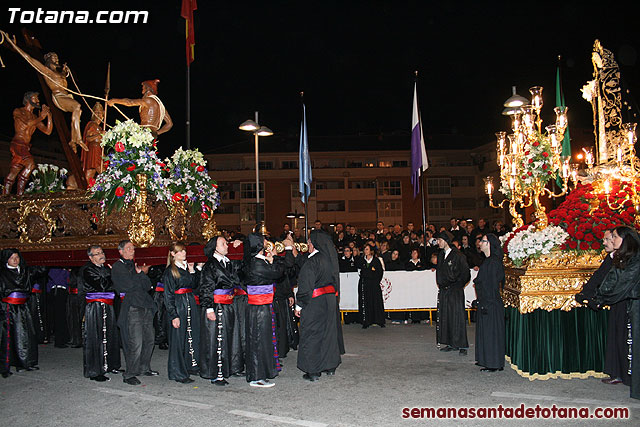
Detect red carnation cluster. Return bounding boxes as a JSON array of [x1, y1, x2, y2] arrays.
[[548, 181, 639, 251]]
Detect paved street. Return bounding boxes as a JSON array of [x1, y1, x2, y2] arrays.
[[1, 323, 637, 426]]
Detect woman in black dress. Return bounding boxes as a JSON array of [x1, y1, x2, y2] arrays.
[[356, 244, 385, 328], [163, 242, 201, 383], [474, 234, 505, 372]]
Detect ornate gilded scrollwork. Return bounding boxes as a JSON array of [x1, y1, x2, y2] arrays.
[[127, 174, 155, 248], [502, 250, 603, 314], [17, 200, 55, 243], [166, 200, 187, 241]]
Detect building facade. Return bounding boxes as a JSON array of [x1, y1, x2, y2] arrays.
[[205, 141, 507, 235]]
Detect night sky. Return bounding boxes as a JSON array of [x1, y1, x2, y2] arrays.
[[1, 0, 638, 159]]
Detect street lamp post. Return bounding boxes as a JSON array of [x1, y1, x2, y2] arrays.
[[239, 111, 273, 230]]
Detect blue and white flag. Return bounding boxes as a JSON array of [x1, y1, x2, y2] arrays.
[[299, 104, 312, 203], [410, 82, 429, 197]]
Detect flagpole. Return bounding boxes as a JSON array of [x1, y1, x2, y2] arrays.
[[414, 70, 428, 234], [186, 65, 191, 149]]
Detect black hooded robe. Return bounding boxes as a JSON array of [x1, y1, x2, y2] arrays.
[[163, 265, 200, 381], [296, 230, 342, 375], [0, 249, 42, 371], [199, 238, 244, 380], [356, 255, 385, 328], [436, 246, 471, 349], [243, 233, 284, 382], [82, 262, 121, 378], [594, 245, 640, 400], [474, 234, 505, 369]]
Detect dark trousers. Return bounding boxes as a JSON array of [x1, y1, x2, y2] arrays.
[[123, 307, 155, 379]]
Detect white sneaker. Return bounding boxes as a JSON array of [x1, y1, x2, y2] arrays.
[[249, 379, 275, 388]]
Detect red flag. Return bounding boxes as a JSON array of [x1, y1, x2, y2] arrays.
[[181, 0, 197, 65]]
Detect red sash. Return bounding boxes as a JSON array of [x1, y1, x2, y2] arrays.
[[214, 294, 234, 304], [312, 285, 336, 298], [175, 288, 193, 295], [248, 293, 274, 305], [69, 288, 78, 295], [86, 298, 114, 305]]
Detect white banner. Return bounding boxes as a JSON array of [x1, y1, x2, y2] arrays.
[[339, 270, 478, 311]]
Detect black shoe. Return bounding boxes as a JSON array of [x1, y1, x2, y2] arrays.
[[123, 376, 141, 385], [90, 375, 110, 382], [303, 373, 320, 382], [232, 372, 245, 377], [158, 343, 169, 350], [459, 349, 467, 356], [439, 346, 454, 352], [362, 325, 369, 329], [474, 362, 480, 366], [322, 369, 335, 376], [480, 367, 503, 372], [176, 377, 195, 384], [1, 372, 12, 378], [143, 370, 159, 376], [212, 379, 229, 386], [379, 324, 385, 328], [17, 367, 35, 372], [109, 369, 120, 374], [70, 344, 82, 349]]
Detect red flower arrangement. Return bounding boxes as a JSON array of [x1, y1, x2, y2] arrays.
[[548, 180, 639, 251], [115, 186, 125, 197]]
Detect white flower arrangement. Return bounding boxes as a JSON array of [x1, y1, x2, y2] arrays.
[[26, 164, 67, 193], [501, 224, 569, 267], [164, 147, 219, 217], [90, 120, 170, 213]]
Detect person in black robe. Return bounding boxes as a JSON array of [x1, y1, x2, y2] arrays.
[[295, 229, 342, 381], [474, 234, 505, 371], [199, 236, 243, 385], [28, 268, 48, 344], [0, 249, 44, 375], [591, 226, 640, 399], [82, 245, 120, 382], [242, 232, 284, 387], [163, 242, 201, 384], [575, 229, 626, 385], [384, 249, 404, 271], [48, 268, 70, 348], [111, 240, 157, 386], [149, 265, 168, 350], [435, 231, 471, 355], [356, 244, 385, 328], [67, 267, 83, 348], [339, 247, 358, 272], [272, 236, 297, 360]]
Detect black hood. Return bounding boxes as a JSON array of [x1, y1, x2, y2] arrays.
[[204, 237, 218, 259], [0, 248, 26, 270], [485, 233, 502, 262], [245, 232, 265, 258], [310, 229, 340, 287]]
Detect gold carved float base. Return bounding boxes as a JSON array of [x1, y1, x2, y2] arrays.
[[503, 250, 605, 314], [505, 356, 608, 381]]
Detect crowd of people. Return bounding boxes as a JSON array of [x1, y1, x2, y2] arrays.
[[0, 231, 343, 388], [1, 218, 639, 400]]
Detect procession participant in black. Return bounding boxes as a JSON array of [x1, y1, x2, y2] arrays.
[[28, 268, 48, 344], [67, 267, 83, 348], [575, 229, 627, 385], [0, 248, 44, 374], [339, 247, 358, 272], [591, 226, 640, 399], [149, 265, 168, 350], [163, 242, 201, 384], [435, 231, 471, 355], [243, 232, 284, 388], [474, 234, 505, 372], [273, 234, 297, 359], [111, 240, 157, 385], [231, 270, 248, 377], [82, 245, 120, 382], [355, 244, 385, 329], [200, 236, 243, 385], [295, 229, 342, 381], [48, 268, 71, 348]]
